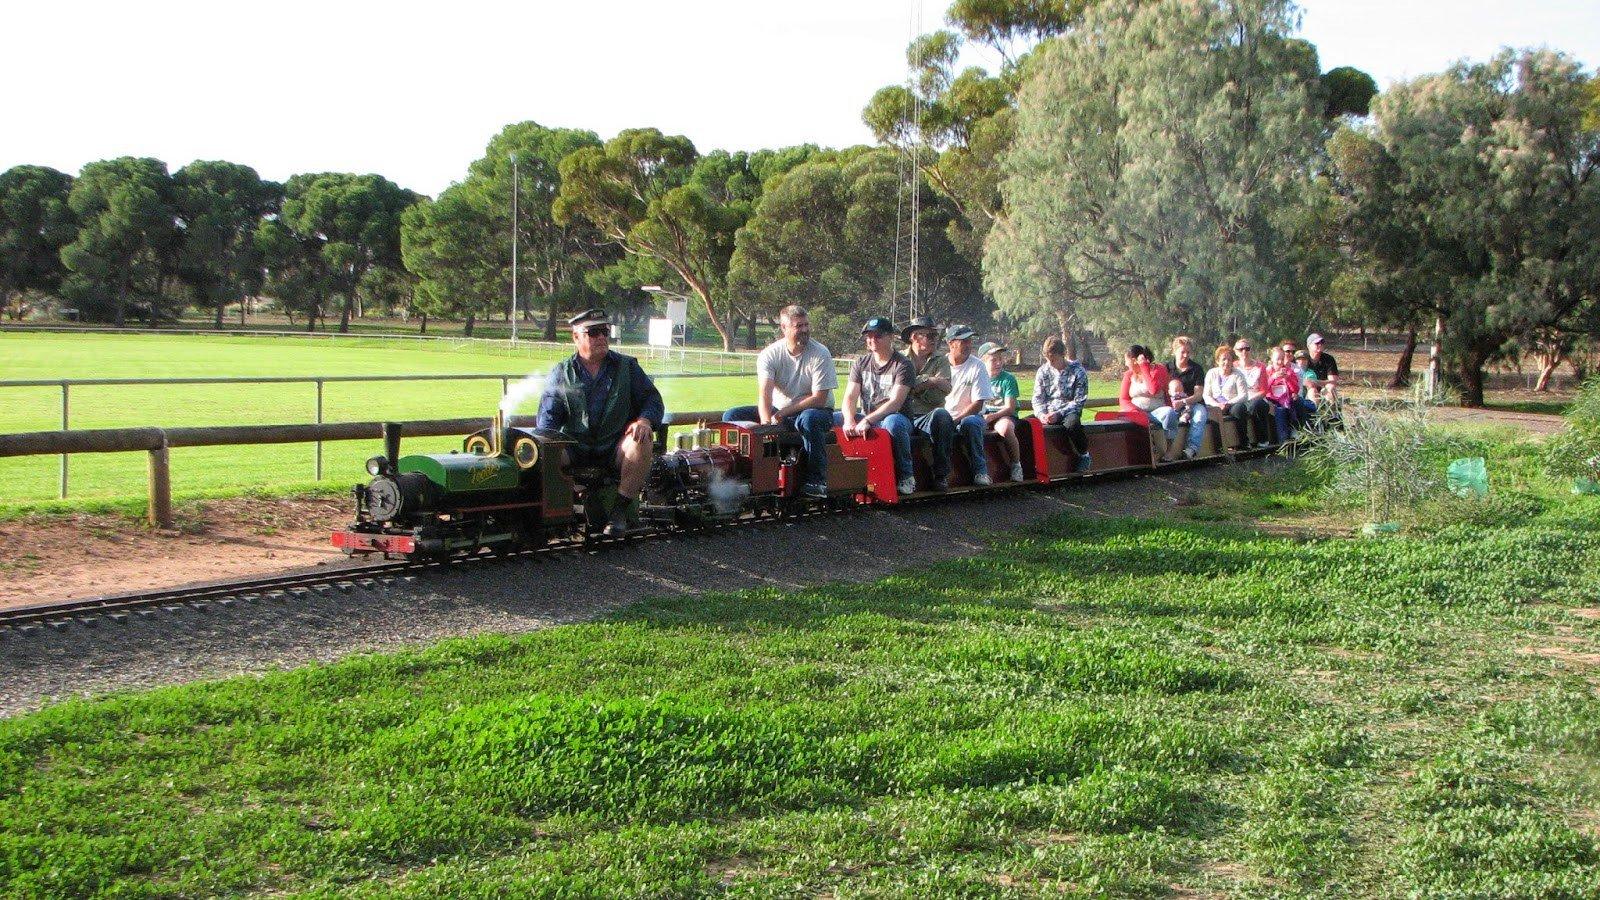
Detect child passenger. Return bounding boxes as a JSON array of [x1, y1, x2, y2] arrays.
[[979, 342, 1025, 482]]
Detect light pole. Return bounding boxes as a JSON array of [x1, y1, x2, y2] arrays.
[[510, 152, 519, 346]]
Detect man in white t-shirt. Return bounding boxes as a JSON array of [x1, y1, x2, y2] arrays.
[[724, 304, 838, 497], [944, 324, 995, 486]]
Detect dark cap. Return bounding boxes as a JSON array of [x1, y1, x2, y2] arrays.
[[900, 316, 937, 342], [944, 324, 975, 341], [567, 308, 612, 330], [861, 316, 894, 335]]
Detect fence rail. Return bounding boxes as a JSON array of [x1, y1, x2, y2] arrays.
[[0, 397, 1121, 528], [0, 371, 748, 500]]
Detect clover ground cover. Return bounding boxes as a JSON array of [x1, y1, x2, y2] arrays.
[[1, 460, 1595, 896]]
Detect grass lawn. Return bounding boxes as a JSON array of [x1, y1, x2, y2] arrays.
[[1, 434, 1597, 896], [0, 332, 1101, 514]]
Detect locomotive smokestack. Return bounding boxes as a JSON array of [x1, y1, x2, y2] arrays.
[[383, 422, 402, 470]]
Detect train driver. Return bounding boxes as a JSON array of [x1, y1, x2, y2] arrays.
[[724, 304, 837, 499], [835, 317, 919, 497], [536, 309, 665, 536]]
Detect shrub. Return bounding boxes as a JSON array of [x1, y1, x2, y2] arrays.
[[1299, 397, 1439, 523], [1544, 378, 1600, 483]]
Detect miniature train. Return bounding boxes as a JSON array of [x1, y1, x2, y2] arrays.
[[331, 408, 1258, 560]]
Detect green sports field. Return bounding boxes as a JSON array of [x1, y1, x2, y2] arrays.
[[0, 331, 1100, 513]]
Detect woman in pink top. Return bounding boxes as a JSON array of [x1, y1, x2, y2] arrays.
[[1118, 344, 1171, 429], [1231, 338, 1277, 447]]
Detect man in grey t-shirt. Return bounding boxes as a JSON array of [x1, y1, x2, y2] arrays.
[[724, 304, 838, 497]]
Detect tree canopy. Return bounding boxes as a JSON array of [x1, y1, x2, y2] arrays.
[[60, 157, 180, 326], [986, 0, 1330, 353], [0, 165, 76, 319], [1329, 48, 1600, 405]]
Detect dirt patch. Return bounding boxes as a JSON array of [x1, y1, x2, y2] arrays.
[[0, 497, 349, 609], [1516, 626, 1600, 668], [1571, 608, 1600, 621]]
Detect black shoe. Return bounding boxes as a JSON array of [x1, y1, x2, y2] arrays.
[[802, 481, 830, 499], [932, 476, 949, 492]]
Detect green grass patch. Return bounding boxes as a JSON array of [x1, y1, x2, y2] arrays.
[[3, 470, 1598, 895]]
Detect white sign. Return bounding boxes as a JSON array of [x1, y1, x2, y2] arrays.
[[665, 297, 688, 327], [647, 317, 674, 347]]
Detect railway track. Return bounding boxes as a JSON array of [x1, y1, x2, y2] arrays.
[[0, 452, 1248, 638]]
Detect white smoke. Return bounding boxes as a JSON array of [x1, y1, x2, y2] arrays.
[[499, 373, 546, 420], [707, 469, 751, 516]]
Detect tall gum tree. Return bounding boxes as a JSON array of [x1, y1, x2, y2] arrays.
[[985, 0, 1329, 352], [172, 161, 280, 328], [1329, 49, 1600, 406], [59, 157, 179, 327], [276, 173, 419, 333], [554, 128, 749, 351]]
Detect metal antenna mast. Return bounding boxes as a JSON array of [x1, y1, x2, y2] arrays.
[[890, 0, 925, 326]]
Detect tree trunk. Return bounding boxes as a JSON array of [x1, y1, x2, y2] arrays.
[[463, 313, 475, 338], [1458, 354, 1487, 408], [338, 294, 353, 333], [419, 313, 427, 335], [1533, 349, 1563, 392], [214, 303, 225, 329], [1077, 329, 1099, 370], [114, 278, 127, 328], [745, 313, 757, 350], [1388, 328, 1417, 388], [544, 304, 558, 341]]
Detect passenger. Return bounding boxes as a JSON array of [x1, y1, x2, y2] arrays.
[[1292, 349, 1313, 394], [1264, 347, 1303, 442], [943, 324, 995, 486], [724, 304, 836, 499], [979, 341, 1025, 482], [1232, 338, 1276, 447], [1204, 344, 1251, 448], [1119, 344, 1173, 433], [1163, 335, 1209, 460], [901, 316, 956, 491], [536, 309, 665, 536], [836, 317, 918, 497], [1032, 335, 1092, 473], [1306, 333, 1340, 405]]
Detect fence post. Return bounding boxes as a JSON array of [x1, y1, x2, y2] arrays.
[[501, 376, 509, 397], [314, 379, 324, 481], [147, 436, 173, 529], [59, 382, 69, 499]]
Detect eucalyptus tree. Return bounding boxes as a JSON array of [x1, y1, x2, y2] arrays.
[[986, 0, 1330, 352], [400, 186, 502, 336], [59, 157, 180, 326], [469, 122, 608, 338], [276, 172, 419, 333], [172, 161, 280, 327], [0, 165, 76, 320], [1329, 49, 1600, 406], [555, 129, 745, 350], [728, 148, 984, 349]]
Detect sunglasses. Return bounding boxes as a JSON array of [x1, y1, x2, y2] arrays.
[[1235, 344, 1251, 351], [581, 326, 610, 337]]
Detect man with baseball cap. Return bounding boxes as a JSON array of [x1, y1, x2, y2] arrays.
[[943, 324, 994, 485], [836, 316, 918, 496], [536, 309, 664, 536], [1305, 333, 1339, 405]]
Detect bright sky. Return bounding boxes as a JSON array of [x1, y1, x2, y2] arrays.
[[5, 1, 1596, 197]]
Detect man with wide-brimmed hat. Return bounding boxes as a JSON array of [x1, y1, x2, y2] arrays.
[[943, 324, 994, 485], [836, 316, 918, 496], [900, 316, 955, 490], [536, 309, 664, 535]]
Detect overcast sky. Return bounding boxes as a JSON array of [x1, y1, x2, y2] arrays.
[[5, 0, 1596, 197]]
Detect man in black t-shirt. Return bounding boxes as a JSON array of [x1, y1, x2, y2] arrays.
[[1306, 333, 1339, 404], [1163, 335, 1209, 459]]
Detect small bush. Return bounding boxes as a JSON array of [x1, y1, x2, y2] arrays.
[[1299, 398, 1439, 523], [1545, 378, 1600, 483]]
